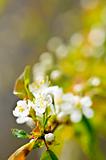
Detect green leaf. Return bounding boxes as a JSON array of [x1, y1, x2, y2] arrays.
[[40, 150, 58, 160], [12, 129, 29, 139], [14, 65, 33, 99], [24, 65, 31, 87], [82, 115, 94, 135], [13, 73, 27, 99]]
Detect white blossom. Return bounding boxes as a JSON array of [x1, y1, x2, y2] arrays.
[[73, 84, 84, 93], [83, 107, 94, 118], [88, 28, 105, 47], [32, 53, 53, 82], [59, 94, 93, 123], [45, 86, 63, 105], [80, 96, 92, 108], [70, 110, 82, 123], [70, 96, 93, 123], [32, 92, 53, 116], [88, 77, 101, 86], [26, 117, 35, 129], [29, 83, 62, 116], [50, 70, 62, 80], [56, 44, 68, 59], [70, 33, 84, 47], [13, 100, 30, 124], [13, 81, 94, 125], [29, 80, 49, 94]]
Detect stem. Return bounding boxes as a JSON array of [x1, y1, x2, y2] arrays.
[[43, 138, 49, 150], [52, 122, 59, 133]]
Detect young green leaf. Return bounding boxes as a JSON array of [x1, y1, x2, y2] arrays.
[[13, 66, 33, 99], [13, 72, 27, 99], [24, 65, 31, 87], [12, 129, 29, 139], [40, 150, 58, 160], [24, 66, 33, 99]]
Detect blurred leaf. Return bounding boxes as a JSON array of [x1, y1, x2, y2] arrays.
[[82, 115, 94, 135], [50, 125, 74, 156], [40, 150, 58, 160], [8, 140, 35, 160], [12, 129, 29, 139]]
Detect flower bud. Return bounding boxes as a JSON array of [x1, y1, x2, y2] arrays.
[[45, 133, 54, 142]]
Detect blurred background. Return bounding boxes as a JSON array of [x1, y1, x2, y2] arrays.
[[0, 0, 106, 159]]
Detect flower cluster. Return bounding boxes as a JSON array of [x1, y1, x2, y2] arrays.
[[13, 80, 94, 126]]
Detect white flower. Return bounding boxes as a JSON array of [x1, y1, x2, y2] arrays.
[[56, 44, 68, 59], [70, 33, 84, 47], [80, 96, 92, 108], [57, 93, 82, 123], [73, 84, 84, 93], [62, 93, 80, 106], [39, 52, 53, 67], [88, 28, 105, 47], [45, 86, 63, 107], [13, 100, 30, 124], [45, 133, 54, 142], [70, 96, 93, 123], [32, 92, 53, 117], [83, 107, 94, 118], [60, 93, 93, 123], [50, 70, 62, 80], [16, 117, 30, 124], [13, 81, 94, 125], [26, 117, 35, 129], [62, 93, 73, 102], [60, 103, 73, 114], [70, 110, 82, 123], [30, 82, 63, 116], [32, 52, 53, 82], [88, 77, 101, 86], [29, 81, 49, 94]]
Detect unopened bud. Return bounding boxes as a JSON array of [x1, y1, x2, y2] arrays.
[[45, 133, 54, 142]]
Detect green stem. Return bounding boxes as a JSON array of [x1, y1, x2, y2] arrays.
[[82, 115, 104, 160]]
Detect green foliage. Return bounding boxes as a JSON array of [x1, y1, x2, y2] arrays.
[[12, 129, 29, 139], [40, 150, 58, 160]]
